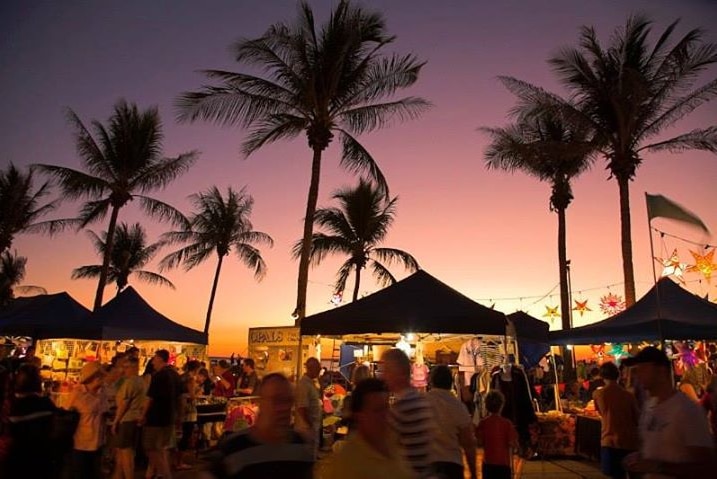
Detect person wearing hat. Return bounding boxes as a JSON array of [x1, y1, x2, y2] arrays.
[[623, 346, 716, 477], [68, 360, 109, 479]]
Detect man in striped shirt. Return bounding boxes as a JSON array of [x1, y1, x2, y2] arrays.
[[382, 348, 436, 478], [200, 373, 314, 479]]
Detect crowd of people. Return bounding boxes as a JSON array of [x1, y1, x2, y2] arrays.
[[0, 347, 260, 479], [2, 344, 717, 478]]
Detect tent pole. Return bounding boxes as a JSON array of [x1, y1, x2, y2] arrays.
[[647, 212, 665, 349]]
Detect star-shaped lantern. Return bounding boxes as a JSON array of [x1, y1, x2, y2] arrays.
[[656, 249, 687, 283], [688, 248, 716, 283], [572, 299, 592, 317], [599, 292, 626, 316], [330, 291, 343, 307], [542, 305, 560, 322]]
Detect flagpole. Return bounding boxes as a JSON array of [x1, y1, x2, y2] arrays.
[[646, 193, 665, 349]]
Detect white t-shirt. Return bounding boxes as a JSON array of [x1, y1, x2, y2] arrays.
[[457, 338, 483, 384], [426, 388, 472, 465], [640, 391, 713, 479]]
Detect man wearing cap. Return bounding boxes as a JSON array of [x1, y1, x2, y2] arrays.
[[68, 360, 109, 479], [623, 346, 716, 477]]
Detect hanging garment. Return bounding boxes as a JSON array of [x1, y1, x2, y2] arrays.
[[411, 362, 429, 389], [457, 338, 484, 384]]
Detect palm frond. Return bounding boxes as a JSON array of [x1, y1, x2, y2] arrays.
[[133, 270, 176, 289], [641, 126, 717, 153], [338, 130, 389, 196], [372, 247, 420, 272], [135, 196, 190, 228], [368, 260, 397, 287], [71, 265, 103, 280]]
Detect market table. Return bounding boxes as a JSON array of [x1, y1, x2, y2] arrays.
[[575, 415, 601, 461], [532, 412, 576, 457]]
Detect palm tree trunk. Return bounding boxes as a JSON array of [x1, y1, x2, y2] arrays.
[[617, 175, 636, 306], [93, 206, 120, 311], [204, 254, 225, 336], [352, 266, 362, 302], [557, 207, 570, 331], [557, 206, 575, 380], [295, 147, 322, 324]]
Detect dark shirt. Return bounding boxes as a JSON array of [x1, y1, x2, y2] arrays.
[[7, 394, 57, 476], [206, 429, 313, 479], [146, 367, 181, 427], [237, 371, 259, 396], [200, 378, 214, 396]]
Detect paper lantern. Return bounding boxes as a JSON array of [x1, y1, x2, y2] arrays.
[[656, 249, 686, 283], [542, 305, 560, 322], [600, 293, 625, 316], [572, 299, 592, 317], [688, 248, 716, 283]]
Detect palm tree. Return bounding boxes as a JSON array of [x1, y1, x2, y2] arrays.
[[176, 0, 429, 321], [0, 162, 64, 253], [292, 178, 419, 302], [0, 251, 46, 306], [159, 186, 273, 335], [482, 95, 598, 331], [72, 222, 174, 294], [34, 100, 197, 310], [547, 14, 717, 305]]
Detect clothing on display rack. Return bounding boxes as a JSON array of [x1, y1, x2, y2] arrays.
[[410, 362, 429, 389], [457, 338, 484, 384], [490, 363, 537, 455]]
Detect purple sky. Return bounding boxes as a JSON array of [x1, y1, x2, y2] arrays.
[[2, 1, 716, 355]]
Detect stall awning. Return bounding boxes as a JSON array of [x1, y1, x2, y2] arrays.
[[90, 286, 207, 344], [301, 270, 507, 336], [0, 292, 96, 339], [549, 278, 717, 345]]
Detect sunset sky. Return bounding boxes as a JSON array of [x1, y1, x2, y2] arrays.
[[2, 0, 716, 357]]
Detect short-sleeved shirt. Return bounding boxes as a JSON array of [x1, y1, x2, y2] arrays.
[[322, 432, 413, 479], [592, 382, 639, 450], [146, 367, 181, 427], [295, 375, 322, 434], [640, 391, 714, 479], [214, 370, 237, 398], [476, 414, 517, 467], [116, 375, 146, 423], [389, 388, 435, 476], [237, 371, 259, 396], [200, 429, 313, 479], [426, 388, 472, 465], [68, 385, 109, 451]]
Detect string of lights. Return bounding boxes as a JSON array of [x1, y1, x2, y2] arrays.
[[652, 227, 715, 249]]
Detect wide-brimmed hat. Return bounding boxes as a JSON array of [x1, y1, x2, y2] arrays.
[[79, 361, 105, 384]]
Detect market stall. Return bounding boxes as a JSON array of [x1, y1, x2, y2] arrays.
[[32, 287, 207, 386], [546, 278, 717, 459], [301, 270, 543, 452], [0, 291, 93, 339]]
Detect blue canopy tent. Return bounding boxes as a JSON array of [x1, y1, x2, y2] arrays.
[[549, 278, 717, 345], [0, 292, 96, 339], [90, 286, 207, 344], [508, 311, 550, 368], [302, 270, 507, 336], [302, 270, 508, 379]]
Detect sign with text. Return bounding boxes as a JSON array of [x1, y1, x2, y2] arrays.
[[248, 327, 300, 347]]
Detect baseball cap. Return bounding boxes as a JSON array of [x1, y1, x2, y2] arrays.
[[622, 346, 671, 368]]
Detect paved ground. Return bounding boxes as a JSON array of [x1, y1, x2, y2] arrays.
[[517, 458, 605, 479], [168, 451, 607, 478]]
